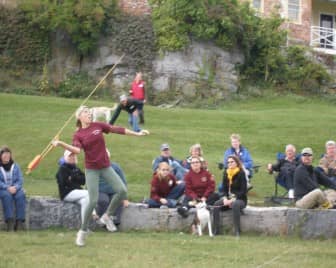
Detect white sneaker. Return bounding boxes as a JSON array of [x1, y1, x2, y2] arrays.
[[76, 229, 88, 247], [288, 189, 294, 199], [100, 213, 117, 232]]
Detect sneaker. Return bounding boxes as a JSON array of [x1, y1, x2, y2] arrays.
[[177, 206, 189, 218], [160, 205, 168, 209], [76, 229, 88, 247], [100, 213, 117, 232]]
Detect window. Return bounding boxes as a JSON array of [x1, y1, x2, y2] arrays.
[[288, 0, 300, 22], [253, 0, 261, 9]]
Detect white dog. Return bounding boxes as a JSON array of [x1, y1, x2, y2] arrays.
[[90, 104, 117, 123], [191, 201, 213, 237]]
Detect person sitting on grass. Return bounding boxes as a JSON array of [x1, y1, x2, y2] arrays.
[[294, 147, 336, 209], [152, 143, 188, 182], [183, 143, 208, 170], [0, 146, 26, 231], [147, 162, 185, 208]]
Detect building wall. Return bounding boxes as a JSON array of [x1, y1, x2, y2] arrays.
[[312, 0, 336, 27], [118, 0, 151, 16]]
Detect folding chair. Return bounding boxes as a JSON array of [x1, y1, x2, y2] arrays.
[[264, 152, 298, 206]]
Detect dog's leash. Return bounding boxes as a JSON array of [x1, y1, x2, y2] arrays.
[[26, 54, 125, 174]]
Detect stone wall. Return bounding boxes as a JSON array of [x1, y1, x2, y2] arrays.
[[1, 196, 336, 239]]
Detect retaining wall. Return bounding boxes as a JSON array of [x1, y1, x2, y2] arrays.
[[1, 196, 336, 239]]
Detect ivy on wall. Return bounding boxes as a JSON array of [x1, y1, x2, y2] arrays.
[[106, 14, 156, 72], [0, 6, 49, 71]]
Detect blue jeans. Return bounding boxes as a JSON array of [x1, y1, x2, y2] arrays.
[[171, 161, 188, 181], [148, 183, 185, 208], [0, 188, 26, 221], [128, 113, 141, 132]]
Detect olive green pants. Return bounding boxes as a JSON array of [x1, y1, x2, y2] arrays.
[[81, 167, 127, 230]]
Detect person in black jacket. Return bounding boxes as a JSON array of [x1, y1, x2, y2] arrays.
[[56, 150, 89, 225], [267, 144, 300, 198], [213, 155, 247, 237], [109, 95, 144, 132], [294, 147, 336, 209]]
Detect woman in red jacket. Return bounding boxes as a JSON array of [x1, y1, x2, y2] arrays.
[[148, 162, 185, 208], [177, 156, 219, 217], [129, 72, 145, 124]]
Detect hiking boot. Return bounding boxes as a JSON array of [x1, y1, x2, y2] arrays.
[[177, 206, 189, 218], [75, 229, 88, 247], [15, 220, 25, 231], [6, 218, 14, 232], [100, 213, 117, 232]]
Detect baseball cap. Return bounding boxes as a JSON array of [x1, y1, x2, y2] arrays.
[[119, 94, 127, 102], [301, 147, 313, 156], [160, 143, 170, 151]]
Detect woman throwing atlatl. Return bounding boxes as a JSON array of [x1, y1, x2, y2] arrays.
[[52, 105, 149, 246]]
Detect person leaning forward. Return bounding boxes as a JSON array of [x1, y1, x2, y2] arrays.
[[294, 147, 336, 209]]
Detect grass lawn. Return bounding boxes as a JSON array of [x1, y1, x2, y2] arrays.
[[1, 93, 335, 202], [1, 93, 336, 267], [0, 230, 335, 268]]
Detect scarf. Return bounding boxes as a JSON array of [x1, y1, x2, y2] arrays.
[[226, 167, 240, 187], [1, 160, 13, 171]]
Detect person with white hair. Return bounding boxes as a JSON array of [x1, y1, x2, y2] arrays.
[[267, 144, 300, 198], [109, 94, 144, 132], [52, 105, 149, 246], [56, 150, 88, 229], [318, 140, 336, 184]]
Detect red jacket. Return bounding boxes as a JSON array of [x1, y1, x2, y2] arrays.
[[130, 80, 145, 100], [150, 173, 177, 202], [185, 169, 215, 199]]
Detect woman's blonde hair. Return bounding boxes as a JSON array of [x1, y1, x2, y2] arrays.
[[157, 162, 171, 180], [189, 143, 203, 156], [75, 105, 89, 128], [230, 133, 241, 141]]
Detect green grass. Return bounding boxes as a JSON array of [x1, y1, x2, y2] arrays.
[[1, 93, 336, 267], [0, 230, 335, 268], [1, 93, 335, 202]]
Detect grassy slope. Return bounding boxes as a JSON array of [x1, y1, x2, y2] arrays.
[[0, 93, 335, 202], [1, 93, 335, 267]]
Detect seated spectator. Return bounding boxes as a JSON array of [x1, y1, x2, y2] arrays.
[[183, 143, 208, 170], [0, 146, 26, 231], [177, 156, 219, 218], [213, 155, 247, 237], [147, 162, 185, 208], [56, 150, 89, 227], [220, 133, 254, 191], [267, 144, 300, 198], [318, 140, 336, 184], [95, 162, 128, 228], [294, 147, 336, 209], [109, 94, 145, 133], [152, 143, 188, 181]]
